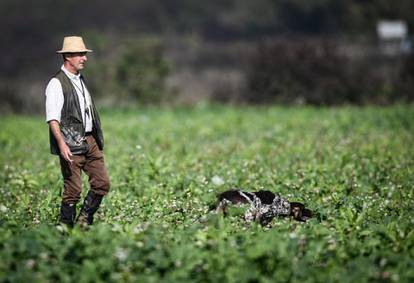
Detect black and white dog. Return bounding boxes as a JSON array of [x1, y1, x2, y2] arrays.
[[215, 189, 313, 225]]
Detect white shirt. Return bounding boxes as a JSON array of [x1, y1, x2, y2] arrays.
[[45, 65, 93, 132]]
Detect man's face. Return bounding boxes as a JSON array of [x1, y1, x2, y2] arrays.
[[65, 52, 88, 72]]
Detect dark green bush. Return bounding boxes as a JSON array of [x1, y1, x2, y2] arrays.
[[245, 38, 413, 105], [84, 36, 171, 105], [114, 38, 170, 104]]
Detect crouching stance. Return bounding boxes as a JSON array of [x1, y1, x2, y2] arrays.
[[216, 189, 312, 225], [45, 36, 110, 227]]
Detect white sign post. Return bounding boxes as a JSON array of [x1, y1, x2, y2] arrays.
[[377, 20, 409, 55]]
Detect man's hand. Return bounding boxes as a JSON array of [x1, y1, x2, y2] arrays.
[[48, 120, 73, 163], [58, 141, 73, 163]]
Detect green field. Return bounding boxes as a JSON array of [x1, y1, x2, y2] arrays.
[[1, 105, 413, 282]]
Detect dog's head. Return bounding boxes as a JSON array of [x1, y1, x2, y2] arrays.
[[289, 202, 313, 222]]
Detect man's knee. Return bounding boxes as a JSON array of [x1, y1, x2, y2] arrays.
[[91, 176, 110, 195], [62, 179, 83, 203], [101, 177, 110, 193]]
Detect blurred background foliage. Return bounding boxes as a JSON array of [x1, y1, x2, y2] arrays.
[[84, 36, 170, 104], [0, 0, 414, 112]]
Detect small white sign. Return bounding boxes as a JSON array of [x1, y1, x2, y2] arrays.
[[377, 20, 408, 40]]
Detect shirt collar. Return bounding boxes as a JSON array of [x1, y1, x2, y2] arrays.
[[61, 65, 81, 81]]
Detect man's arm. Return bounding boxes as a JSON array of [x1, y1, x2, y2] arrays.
[[49, 120, 73, 162], [45, 78, 72, 162]]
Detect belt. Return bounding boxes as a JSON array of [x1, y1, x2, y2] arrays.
[[85, 132, 93, 136]]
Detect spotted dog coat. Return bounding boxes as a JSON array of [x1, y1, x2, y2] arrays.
[[216, 189, 312, 225]]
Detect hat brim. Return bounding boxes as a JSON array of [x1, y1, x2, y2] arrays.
[[56, 49, 93, 54]]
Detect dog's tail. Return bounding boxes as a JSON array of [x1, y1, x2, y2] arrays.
[[208, 200, 219, 211]]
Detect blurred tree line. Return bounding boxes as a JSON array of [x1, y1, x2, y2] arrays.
[[1, 0, 414, 112]]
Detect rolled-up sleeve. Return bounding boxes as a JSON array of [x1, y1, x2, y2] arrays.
[[45, 78, 64, 123]]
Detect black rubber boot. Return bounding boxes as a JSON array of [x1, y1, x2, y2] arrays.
[[59, 202, 76, 227], [77, 191, 103, 227]]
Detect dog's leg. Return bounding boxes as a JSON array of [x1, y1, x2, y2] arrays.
[[216, 200, 229, 216]]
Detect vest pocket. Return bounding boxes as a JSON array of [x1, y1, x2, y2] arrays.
[[61, 123, 89, 154]]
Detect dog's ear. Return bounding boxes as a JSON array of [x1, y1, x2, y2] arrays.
[[293, 207, 313, 222], [289, 202, 303, 220], [290, 202, 305, 213], [290, 202, 314, 222], [301, 208, 313, 220]]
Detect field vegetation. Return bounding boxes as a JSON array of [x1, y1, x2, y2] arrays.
[[0, 105, 413, 282]]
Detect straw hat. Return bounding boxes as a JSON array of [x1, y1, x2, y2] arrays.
[[56, 36, 93, 53]]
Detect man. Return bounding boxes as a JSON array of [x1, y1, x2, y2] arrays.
[[45, 36, 110, 228]]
